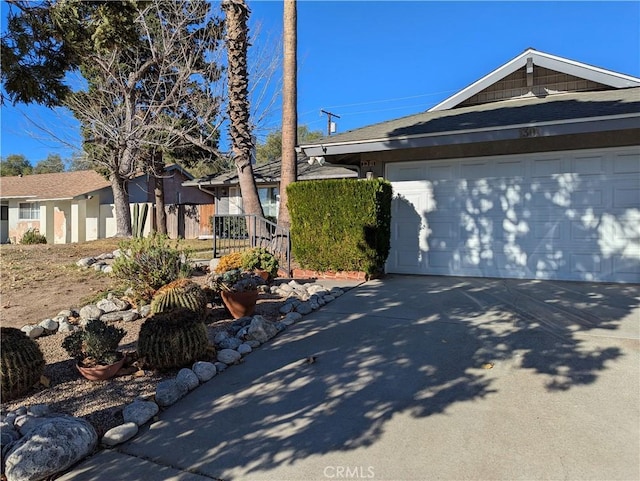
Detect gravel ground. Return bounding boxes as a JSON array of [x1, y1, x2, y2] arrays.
[[1, 295, 287, 438]]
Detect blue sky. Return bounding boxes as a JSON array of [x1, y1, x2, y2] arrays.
[[1, 1, 639, 165]]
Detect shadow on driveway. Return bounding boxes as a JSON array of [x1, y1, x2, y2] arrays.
[[77, 276, 640, 480]]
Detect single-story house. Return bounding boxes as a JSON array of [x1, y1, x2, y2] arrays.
[[0, 165, 214, 243], [183, 154, 358, 218], [299, 48, 640, 283]]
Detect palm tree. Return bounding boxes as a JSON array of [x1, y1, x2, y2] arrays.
[[278, 0, 297, 229], [221, 0, 264, 219]]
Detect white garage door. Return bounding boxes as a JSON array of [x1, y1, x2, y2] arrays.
[[386, 147, 640, 283]]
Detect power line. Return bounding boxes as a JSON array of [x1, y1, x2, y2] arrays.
[[299, 88, 457, 117]]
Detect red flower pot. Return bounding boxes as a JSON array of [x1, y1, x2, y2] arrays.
[[221, 290, 258, 319], [76, 356, 125, 381]]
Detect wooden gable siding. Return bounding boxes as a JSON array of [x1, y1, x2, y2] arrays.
[[459, 66, 610, 107]]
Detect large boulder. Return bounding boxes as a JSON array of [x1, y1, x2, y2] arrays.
[[245, 316, 278, 344], [4, 415, 97, 481]]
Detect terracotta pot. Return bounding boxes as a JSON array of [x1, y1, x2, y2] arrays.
[[255, 269, 271, 282], [221, 290, 258, 319], [77, 356, 125, 381]]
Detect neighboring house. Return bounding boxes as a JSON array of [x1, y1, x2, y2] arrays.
[[0, 170, 110, 244], [0, 165, 214, 243], [299, 48, 640, 283], [184, 155, 358, 219]]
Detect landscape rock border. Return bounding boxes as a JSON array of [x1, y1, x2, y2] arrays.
[[4, 270, 347, 480]]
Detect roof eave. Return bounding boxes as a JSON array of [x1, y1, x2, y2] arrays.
[[0, 195, 38, 200], [428, 49, 640, 112], [300, 114, 640, 157]]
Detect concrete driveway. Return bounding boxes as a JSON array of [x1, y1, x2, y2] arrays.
[[62, 275, 640, 481]]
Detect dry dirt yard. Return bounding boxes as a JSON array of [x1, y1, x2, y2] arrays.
[[0, 238, 288, 437]]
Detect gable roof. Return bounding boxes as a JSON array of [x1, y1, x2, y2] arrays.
[[184, 155, 358, 188], [300, 48, 640, 159], [429, 48, 640, 111], [0, 170, 111, 201], [299, 87, 640, 158]]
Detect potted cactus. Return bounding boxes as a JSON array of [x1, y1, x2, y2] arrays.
[[208, 269, 262, 319], [62, 319, 127, 381]]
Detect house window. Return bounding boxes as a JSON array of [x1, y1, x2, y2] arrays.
[[1, 205, 8, 221], [258, 187, 279, 219], [19, 202, 40, 220]]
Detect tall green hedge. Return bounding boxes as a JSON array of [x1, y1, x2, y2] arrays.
[[288, 178, 392, 275]]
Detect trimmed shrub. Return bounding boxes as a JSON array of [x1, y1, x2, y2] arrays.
[[1, 328, 45, 401], [288, 178, 392, 276]]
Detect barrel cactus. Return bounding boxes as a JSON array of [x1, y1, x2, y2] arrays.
[[1, 328, 45, 401], [150, 279, 208, 319], [138, 308, 211, 370]]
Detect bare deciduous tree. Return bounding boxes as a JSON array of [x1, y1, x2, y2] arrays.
[[65, 0, 226, 236]]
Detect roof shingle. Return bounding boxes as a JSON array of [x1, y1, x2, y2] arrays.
[[0, 170, 110, 200]]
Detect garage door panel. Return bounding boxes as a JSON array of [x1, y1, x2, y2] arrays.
[[495, 160, 525, 177], [613, 154, 640, 174], [532, 157, 563, 177], [533, 221, 563, 241], [613, 182, 639, 208], [426, 221, 458, 249], [571, 155, 605, 175], [613, 256, 640, 276], [427, 164, 455, 180], [387, 146, 640, 283], [570, 253, 602, 276], [570, 221, 601, 242], [461, 161, 491, 179], [572, 188, 604, 208]]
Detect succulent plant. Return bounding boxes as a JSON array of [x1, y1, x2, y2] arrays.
[[62, 319, 126, 366], [214, 251, 244, 273], [137, 308, 211, 370], [150, 279, 208, 319], [208, 269, 262, 293], [1, 327, 45, 401], [241, 248, 279, 278]]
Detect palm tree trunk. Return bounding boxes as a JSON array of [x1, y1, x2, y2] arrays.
[[278, 0, 297, 229], [222, 0, 264, 221]]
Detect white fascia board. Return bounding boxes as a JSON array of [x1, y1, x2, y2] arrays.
[[34, 196, 74, 202], [428, 49, 640, 112], [300, 113, 640, 157], [428, 50, 532, 112], [0, 195, 37, 200], [532, 51, 640, 88]]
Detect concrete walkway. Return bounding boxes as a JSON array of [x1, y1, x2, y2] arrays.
[[60, 276, 640, 481]]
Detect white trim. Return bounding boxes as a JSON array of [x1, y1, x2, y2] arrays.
[[428, 48, 640, 112]]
